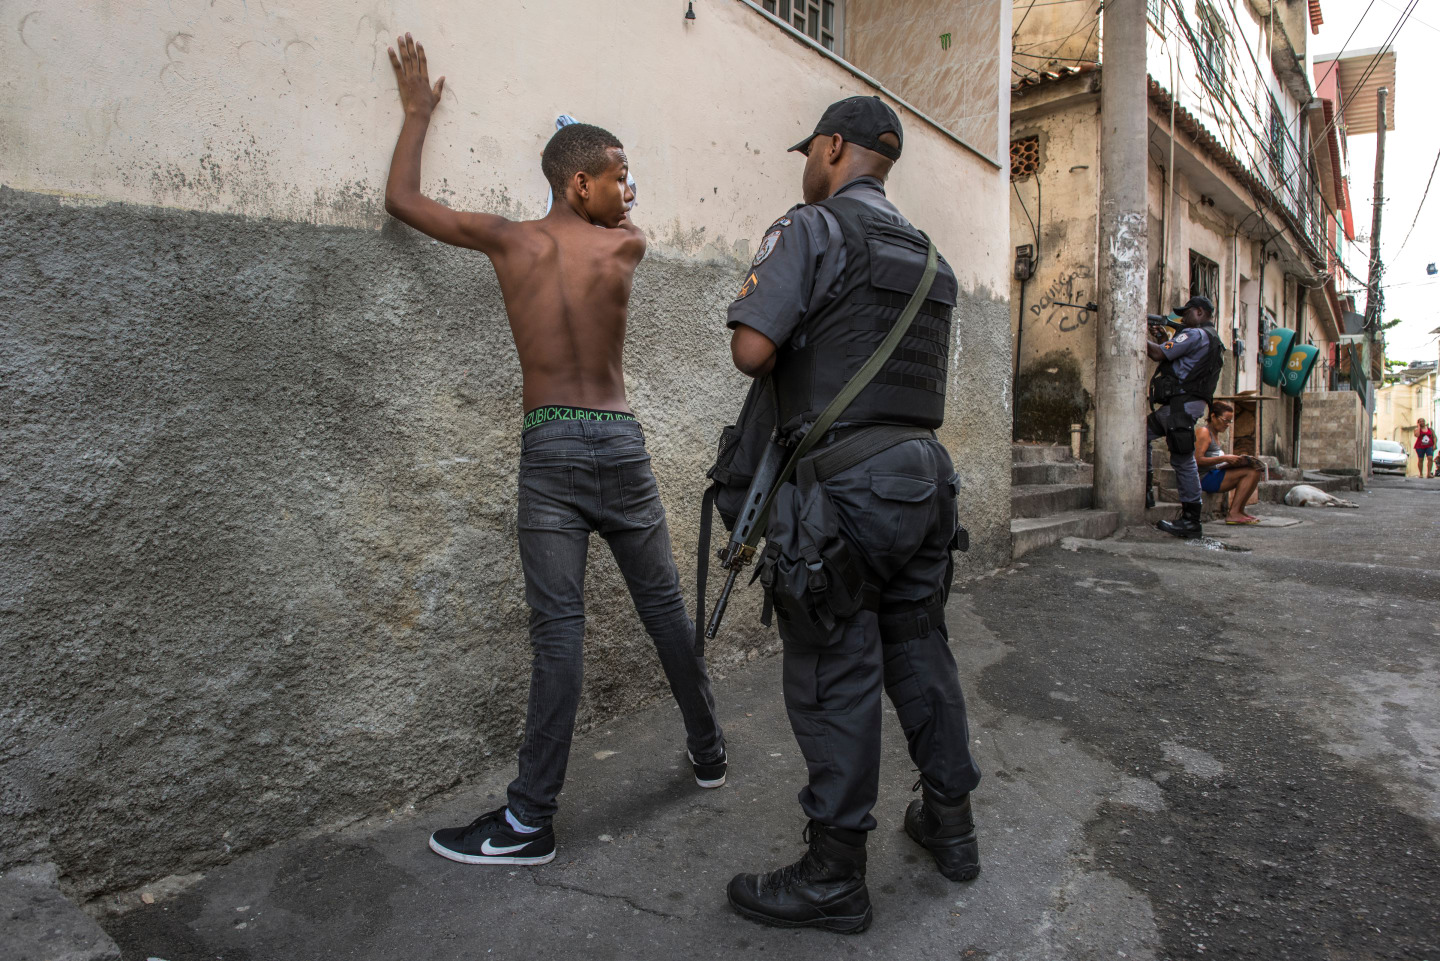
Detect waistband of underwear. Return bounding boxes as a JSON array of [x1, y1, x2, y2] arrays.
[[522, 406, 639, 432]]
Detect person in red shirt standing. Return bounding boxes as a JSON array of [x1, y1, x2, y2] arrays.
[[1415, 418, 1436, 479]]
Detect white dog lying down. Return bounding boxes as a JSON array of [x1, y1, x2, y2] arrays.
[[1283, 484, 1358, 508]]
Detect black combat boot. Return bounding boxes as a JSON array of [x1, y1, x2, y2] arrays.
[[904, 782, 980, 882], [727, 821, 872, 933], [1145, 470, 1156, 509], [1157, 500, 1203, 539]]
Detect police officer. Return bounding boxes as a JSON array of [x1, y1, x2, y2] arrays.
[[723, 96, 982, 934], [1145, 294, 1225, 538]]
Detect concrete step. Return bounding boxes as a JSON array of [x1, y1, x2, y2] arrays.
[[1012, 461, 1095, 486], [1011, 483, 1093, 519], [1155, 473, 1358, 507], [1153, 462, 1304, 487], [1012, 443, 1073, 466], [1011, 509, 1119, 560]]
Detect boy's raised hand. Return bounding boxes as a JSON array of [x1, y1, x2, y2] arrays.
[[388, 33, 444, 120]]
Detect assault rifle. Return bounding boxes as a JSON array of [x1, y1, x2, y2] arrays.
[[703, 436, 786, 640], [1147, 312, 1183, 334]]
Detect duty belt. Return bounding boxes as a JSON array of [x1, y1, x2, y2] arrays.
[[794, 424, 936, 484]]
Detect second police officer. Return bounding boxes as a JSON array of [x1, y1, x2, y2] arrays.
[[723, 96, 982, 934], [1144, 295, 1225, 538]]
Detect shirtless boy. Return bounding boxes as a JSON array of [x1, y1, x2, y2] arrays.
[[384, 34, 726, 866]]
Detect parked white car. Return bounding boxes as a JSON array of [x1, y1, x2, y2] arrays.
[[1371, 439, 1408, 471]]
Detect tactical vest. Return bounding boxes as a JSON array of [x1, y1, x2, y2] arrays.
[[1149, 324, 1224, 406], [771, 195, 959, 437]]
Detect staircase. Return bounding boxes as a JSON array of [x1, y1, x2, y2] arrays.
[[1010, 443, 1118, 559]]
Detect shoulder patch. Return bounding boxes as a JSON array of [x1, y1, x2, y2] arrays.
[[752, 229, 783, 267], [735, 272, 759, 301], [1174, 332, 1189, 343]]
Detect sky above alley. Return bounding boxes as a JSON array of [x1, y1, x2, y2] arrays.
[[1318, 0, 1439, 363]]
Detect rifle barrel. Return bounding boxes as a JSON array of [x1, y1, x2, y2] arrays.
[[704, 565, 742, 640]]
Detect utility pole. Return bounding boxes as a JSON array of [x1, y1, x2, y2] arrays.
[[1093, 0, 1150, 524], [1362, 87, 1388, 464]]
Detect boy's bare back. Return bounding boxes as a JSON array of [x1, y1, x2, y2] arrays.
[[383, 34, 644, 415], [488, 216, 644, 413]]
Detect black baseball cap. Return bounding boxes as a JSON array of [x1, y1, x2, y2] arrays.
[[788, 96, 903, 160], [1173, 295, 1215, 317]]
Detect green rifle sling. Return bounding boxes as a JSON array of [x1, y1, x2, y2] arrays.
[[745, 238, 939, 550]]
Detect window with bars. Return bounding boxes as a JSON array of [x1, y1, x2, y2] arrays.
[[1190, 250, 1219, 304], [1267, 101, 1288, 183], [1147, 0, 1166, 30], [1010, 136, 1039, 182], [1196, 1, 1227, 91], [761, 0, 842, 53]]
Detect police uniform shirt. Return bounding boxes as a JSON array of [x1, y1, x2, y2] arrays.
[[1158, 324, 1216, 380], [725, 176, 904, 347]]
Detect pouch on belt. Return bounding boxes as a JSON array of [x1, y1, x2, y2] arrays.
[[759, 460, 869, 648]]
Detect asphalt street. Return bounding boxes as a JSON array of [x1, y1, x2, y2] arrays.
[[105, 475, 1440, 960]]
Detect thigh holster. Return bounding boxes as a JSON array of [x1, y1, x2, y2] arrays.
[[1157, 396, 1198, 455], [759, 459, 871, 647], [878, 590, 947, 645]]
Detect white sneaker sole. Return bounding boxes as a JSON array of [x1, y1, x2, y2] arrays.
[[428, 835, 556, 866], [688, 750, 727, 789]]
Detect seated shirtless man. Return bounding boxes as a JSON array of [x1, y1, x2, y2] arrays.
[[1195, 401, 1265, 525], [384, 34, 726, 866]]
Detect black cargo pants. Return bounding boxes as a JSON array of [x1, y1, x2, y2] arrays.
[[775, 435, 982, 833]]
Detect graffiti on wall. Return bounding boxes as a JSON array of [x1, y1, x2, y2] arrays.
[[1029, 266, 1094, 333]]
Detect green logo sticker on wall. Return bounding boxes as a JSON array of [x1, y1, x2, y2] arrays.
[[940, 33, 952, 50]]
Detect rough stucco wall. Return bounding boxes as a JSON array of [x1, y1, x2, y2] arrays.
[[0, 0, 1011, 897], [0, 188, 759, 896], [846, 0, 1004, 159], [1009, 95, 1100, 446], [1010, 0, 1101, 72]]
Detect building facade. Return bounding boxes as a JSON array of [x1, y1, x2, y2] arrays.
[[1374, 362, 1439, 477], [1007, 0, 1378, 472], [0, 0, 1011, 897]]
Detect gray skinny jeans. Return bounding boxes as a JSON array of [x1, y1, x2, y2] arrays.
[[506, 418, 724, 827]]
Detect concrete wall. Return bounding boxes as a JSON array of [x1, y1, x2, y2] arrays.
[[847, 0, 1006, 161], [1009, 85, 1100, 447], [1298, 390, 1366, 473], [0, 0, 1011, 898], [1010, 0, 1100, 71]]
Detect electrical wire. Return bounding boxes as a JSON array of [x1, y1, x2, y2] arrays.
[[1013, 0, 1039, 39], [1312, 0, 1377, 95], [1375, 0, 1438, 33], [1011, 50, 1099, 63], [1013, 178, 1040, 254], [1308, 0, 1415, 153], [1162, 0, 1365, 255], [1392, 146, 1439, 259]]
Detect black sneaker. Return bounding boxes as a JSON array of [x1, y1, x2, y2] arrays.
[[688, 749, 727, 788], [428, 808, 555, 866]]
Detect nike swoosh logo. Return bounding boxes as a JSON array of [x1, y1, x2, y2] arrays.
[[480, 838, 530, 856]]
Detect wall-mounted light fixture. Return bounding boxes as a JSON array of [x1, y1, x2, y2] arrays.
[[685, 1, 696, 19]]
